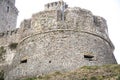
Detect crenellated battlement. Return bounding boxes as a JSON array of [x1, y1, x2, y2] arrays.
[[44, 0, 68, 11], [0, 28, 19, 37]]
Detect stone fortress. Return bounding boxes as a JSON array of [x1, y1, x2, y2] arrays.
[[0, 0, 117, 80]]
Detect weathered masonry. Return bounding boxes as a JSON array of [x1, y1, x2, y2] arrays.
[[0, 0, 117, 80], [0, 0, 18, 32]]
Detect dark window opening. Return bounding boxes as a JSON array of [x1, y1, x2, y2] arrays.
[[0, 33, 4, 36], [84, 55, 94, 61], [64, 16, 66, 20], [61, 12, 65, 21], [7, 6, 10, 13], [55, 2, 57, 5], [51, 3, 53, 6], [65, 5, 68, 8], [47, 4, 50, 8], [59, 1, 61, 5], [8, 1, 10, 4], [20, 59, 27, 64], [49, 60, 51, 63], [61, 13, 62, 20]]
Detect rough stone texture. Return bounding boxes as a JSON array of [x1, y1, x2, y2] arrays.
[[5, 2, 117, 80], [0, 0, 117, 80], [0, 0, 18, 32], [0, 0, 19, 72], [0, 29, 20, 68]]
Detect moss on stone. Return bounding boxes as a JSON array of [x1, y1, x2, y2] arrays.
[[0, 46, 6, 61], [0, 46, 6, 55], [8, 43, 18, 50], [0, 70, 4, 80]]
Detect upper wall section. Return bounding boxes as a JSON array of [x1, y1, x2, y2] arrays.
[[31, 10, 58, 33], [44, 0, 68, 11], [18, 1, 113, 49], [31, 7, 108, 35], [0, 0, 18, 32], [9, 0, 15, 5], [0, 28, 20, 46]]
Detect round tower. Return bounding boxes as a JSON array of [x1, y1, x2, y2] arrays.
[[5, 1, 117, 80], [0, 0, 18, 32]]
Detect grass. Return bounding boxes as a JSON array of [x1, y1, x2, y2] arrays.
[[21, 64, 120, 80], [116, 75, 120, 80], [0, 70, 4, 80], [90, 76, 97, 80]]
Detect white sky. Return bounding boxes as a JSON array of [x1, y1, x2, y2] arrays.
[[15, 0, 120, 64]]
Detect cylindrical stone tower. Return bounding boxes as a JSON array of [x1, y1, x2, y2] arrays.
[[5, 1, 117, 80]]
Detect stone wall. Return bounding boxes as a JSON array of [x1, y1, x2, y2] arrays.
[[31, 10, 59, 33], [18, 19, 32, 39], [4, 6, 117, 80], [0, 28, 20, 72], [5, 30, 117, 80], [0, 0, 18, 32]]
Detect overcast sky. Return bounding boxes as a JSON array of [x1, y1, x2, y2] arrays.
[[16, 0, 120, 64]]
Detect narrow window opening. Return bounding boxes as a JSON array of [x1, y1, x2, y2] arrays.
[[65, 5, 68, 8], [20, 59, 27, 64], [49, 60, 51, 63], [59, 1, 61, 5], [7, 6, 10, 13], [8, 1, 10, 4], [51, 3, 53, 7], [64, 16, 66, 20], [84, 55, 94, 61], [55, 2, 57, 5], [61, 13, 62, 20], [2, 33, 4, 36], [47, 4, 50, 8]]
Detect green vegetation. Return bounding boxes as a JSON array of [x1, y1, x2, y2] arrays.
[[0, 46, 6, 55], [90, 76, 97, 80], [8, 43, 18, 50], [58, 30, 64, 33], [116, 75, 120, 80], [0, 46, 6, 61], [0, 70, 4, 80], [21, 64, 120, 80]]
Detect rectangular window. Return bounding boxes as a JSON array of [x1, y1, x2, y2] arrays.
[[84, 55, 94, 61], [7, 6, 10, 13], [20, 59, 27, 64]]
